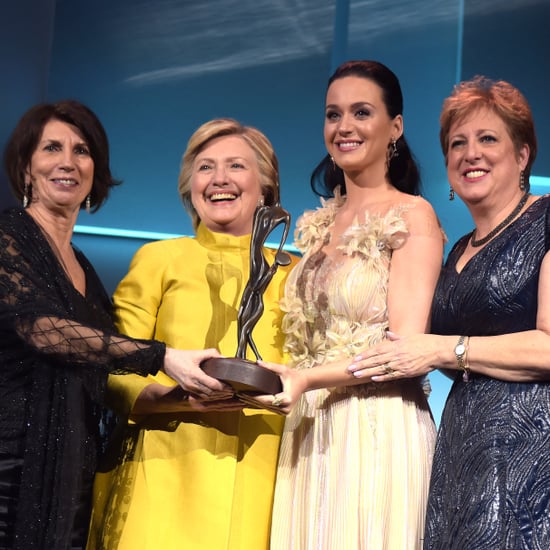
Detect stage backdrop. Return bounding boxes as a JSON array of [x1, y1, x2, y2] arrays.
[[1, 0, 549, 424]]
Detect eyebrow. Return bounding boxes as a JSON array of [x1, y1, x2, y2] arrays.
[[450, 128, 497, 139], [325, 101, 376, 110], [39, 137, 89, 147], [196, 156, 249, 163]]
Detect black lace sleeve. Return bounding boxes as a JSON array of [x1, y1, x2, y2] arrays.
[[0, 209, 164, 376], [13, 315, 165, 375]]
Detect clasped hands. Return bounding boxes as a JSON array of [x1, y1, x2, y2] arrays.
[[242, 331, 438, 414]]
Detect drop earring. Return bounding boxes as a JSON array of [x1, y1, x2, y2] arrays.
[[519, 170, 525, 191], [389, 138, 398, 160], [85, 194, 91, 213], [449, 187, 455, 201], [23, 182, 29, 208], [386, 138, 398, 169]]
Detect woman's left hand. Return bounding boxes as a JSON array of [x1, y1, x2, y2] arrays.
[[348, 332, 438, 381]]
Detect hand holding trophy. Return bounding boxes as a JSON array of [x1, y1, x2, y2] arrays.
[[201, 202, 292, 413]]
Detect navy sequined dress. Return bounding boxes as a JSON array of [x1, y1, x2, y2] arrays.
[[425, 195, 550, 550]]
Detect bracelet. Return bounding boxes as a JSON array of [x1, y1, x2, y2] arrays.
[[463, 336, 471, 382], [454, 335, 471, 383]]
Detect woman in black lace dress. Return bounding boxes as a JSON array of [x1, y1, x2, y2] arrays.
[[0, 100, 228, 549], [348, 77, 550, 549]]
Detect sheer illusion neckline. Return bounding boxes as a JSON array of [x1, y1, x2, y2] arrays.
[[26, 211, 88, 297]]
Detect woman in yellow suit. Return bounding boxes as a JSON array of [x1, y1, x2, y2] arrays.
[[87, 119, 298, 550]]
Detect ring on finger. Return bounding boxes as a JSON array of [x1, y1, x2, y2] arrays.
[[382, 363, 394, 375], [272, 395, 283, 407]]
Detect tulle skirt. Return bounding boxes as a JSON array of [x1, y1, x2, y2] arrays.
[[271, 380, 436, 550]]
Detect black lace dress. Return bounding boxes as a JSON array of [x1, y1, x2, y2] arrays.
[[0, 208, 165, 549], [425, 195, 550, 550]]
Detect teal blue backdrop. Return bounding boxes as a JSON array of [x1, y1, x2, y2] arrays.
[[2, 0, 549, 424]]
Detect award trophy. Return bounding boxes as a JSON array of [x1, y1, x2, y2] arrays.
[[201, 202, 292, 411]]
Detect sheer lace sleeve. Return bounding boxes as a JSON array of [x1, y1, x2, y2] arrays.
[[13, 316, 164, 375], [0, 210, 164, 376]]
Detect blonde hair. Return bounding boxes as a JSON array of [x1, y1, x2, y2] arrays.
[[178, 118, 280, 231], [439, 76, 537, 183]]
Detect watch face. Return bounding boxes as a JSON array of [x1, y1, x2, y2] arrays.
[[455, 344, 466, 355]]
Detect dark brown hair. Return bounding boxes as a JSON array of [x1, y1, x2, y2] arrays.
[[4, 99, 120, 211], [311, 59, 421, 198]]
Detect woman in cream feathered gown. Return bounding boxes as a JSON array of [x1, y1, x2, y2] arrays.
[[255, 61, 444, 550]]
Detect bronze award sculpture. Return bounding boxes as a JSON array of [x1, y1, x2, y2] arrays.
[[201, 202, 292, 411]]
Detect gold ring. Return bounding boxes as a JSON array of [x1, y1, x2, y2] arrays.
[[383, 363, 394, 375], [272, 395, 283, 407]]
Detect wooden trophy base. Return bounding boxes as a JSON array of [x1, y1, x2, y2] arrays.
[[201, 357, 282, 395]]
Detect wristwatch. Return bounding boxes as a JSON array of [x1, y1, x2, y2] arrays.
[[454, 335, 470, 382], [454, 336, 466, 369]]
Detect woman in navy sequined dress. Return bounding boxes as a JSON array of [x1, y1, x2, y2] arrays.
[[348, 77, 550, 549]]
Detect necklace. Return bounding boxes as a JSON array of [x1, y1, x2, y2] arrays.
[[470, 192, 530, 247]]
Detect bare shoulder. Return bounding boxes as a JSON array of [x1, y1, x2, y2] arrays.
[[393, 193, 442, 238]]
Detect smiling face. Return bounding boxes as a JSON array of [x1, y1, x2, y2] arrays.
[[446, 107, 529, 205], [324, 75, 402, 178], [26, 119, 94, 215], [190, 135, 263, 236]]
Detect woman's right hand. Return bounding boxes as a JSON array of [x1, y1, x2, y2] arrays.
[[247, 361, 307, 415], [132, 383, 244, 415], [162, 348, 234, 400]]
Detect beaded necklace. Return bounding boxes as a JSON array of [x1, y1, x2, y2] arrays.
[[470, 192, 530, 248]]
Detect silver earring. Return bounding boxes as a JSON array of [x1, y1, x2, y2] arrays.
[[449, 187, 455, 201], [257, 196, 265, 207], [330, 156, 336, 169], [23, 183, 29, 208], [388, 138, 398, 161], [519, 170, 526, 191], [85, 194, 91, 213]]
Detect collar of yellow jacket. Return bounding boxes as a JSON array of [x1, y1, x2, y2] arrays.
[[196, 222, 252, 252]]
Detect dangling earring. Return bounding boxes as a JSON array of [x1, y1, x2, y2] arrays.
[[449, 187, 455, 201], [386, 139, 398, 169], [388, 138, 398, 161], [330, 156, 336, 169], [85, 194, 91, 213], [519, 170, 526, 191], [23, 182, 30, 208]]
